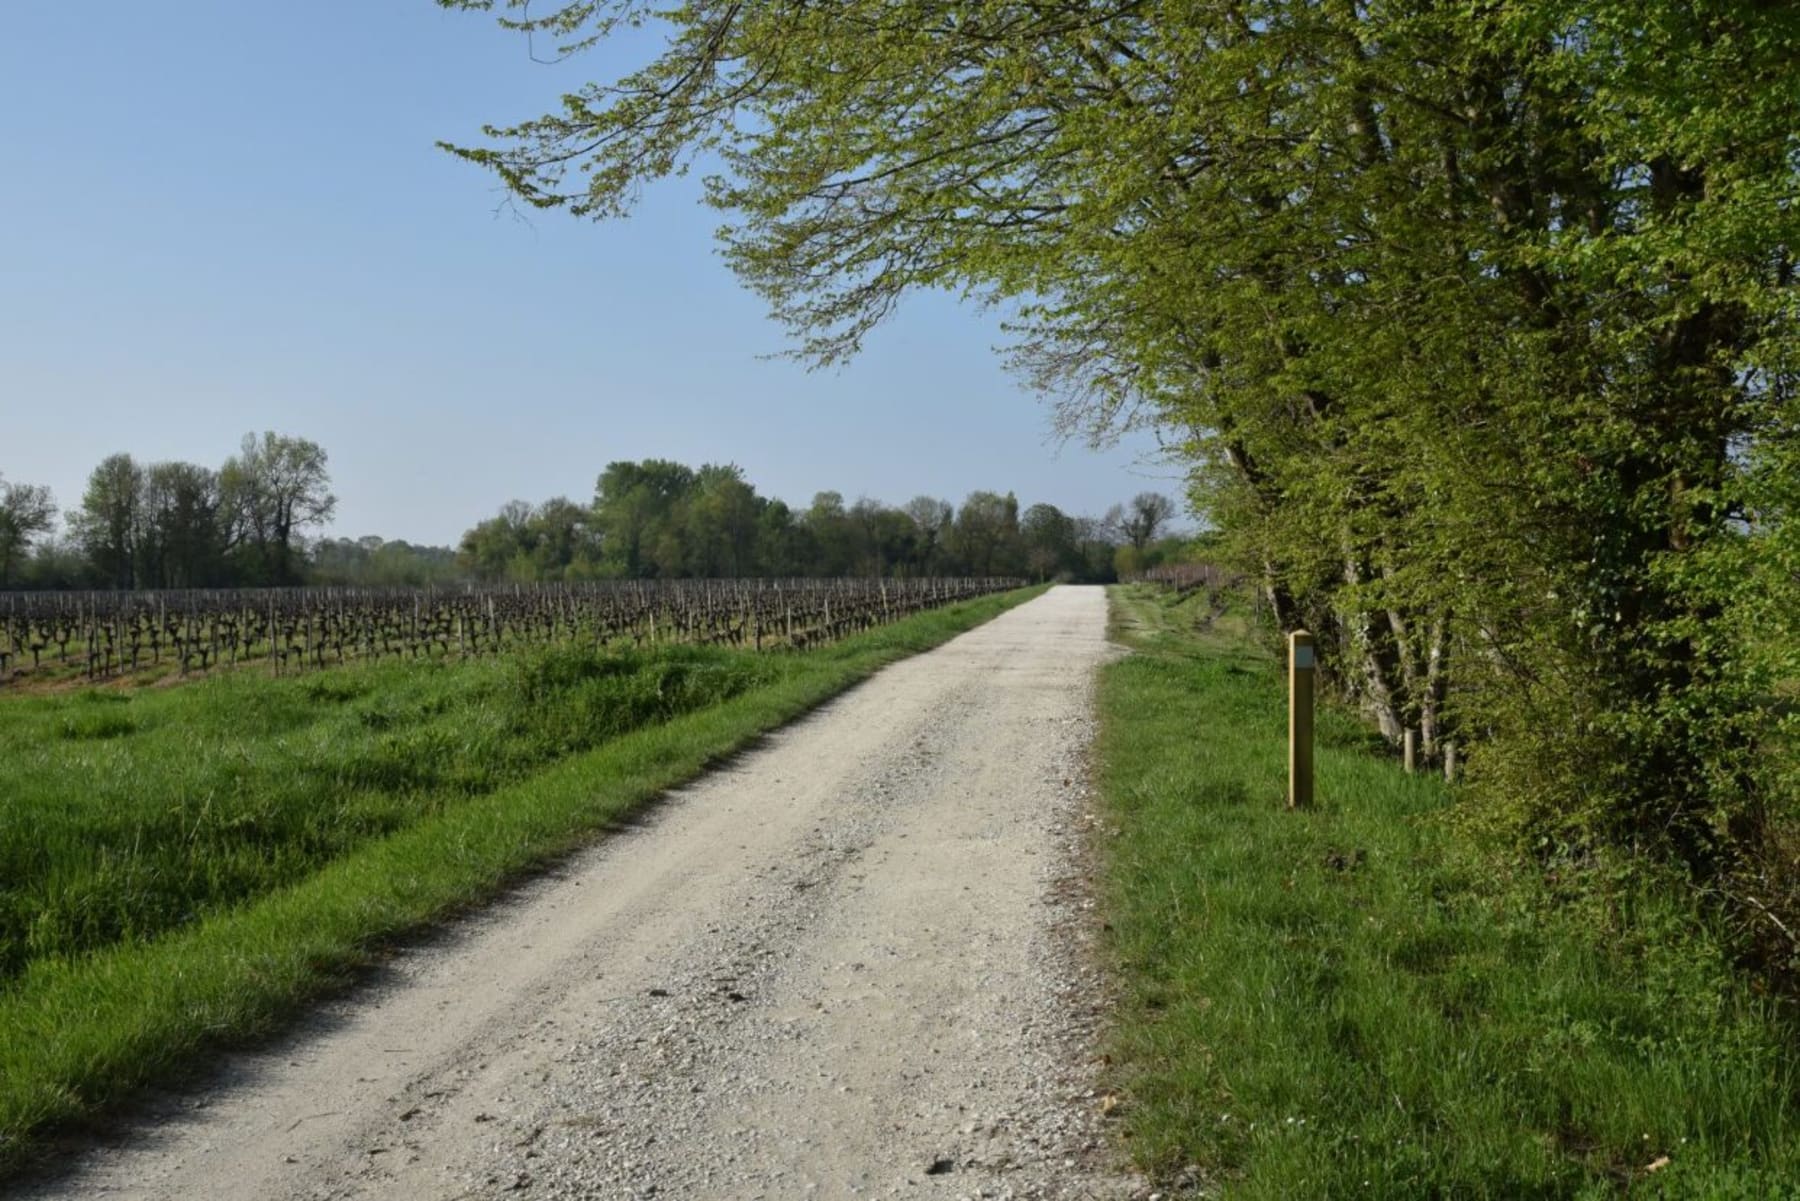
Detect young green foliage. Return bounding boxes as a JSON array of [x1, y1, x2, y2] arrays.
[[441, 2, 1800, 943]]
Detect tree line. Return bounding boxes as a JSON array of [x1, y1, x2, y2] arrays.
[[0, 447, 1184, 590], [439, 2, 1800, 970], [1, 434, 338, 591], [457, 458, 1180, 583]]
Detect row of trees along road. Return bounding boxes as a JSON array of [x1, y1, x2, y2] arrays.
[[457, 461, 1181, 583], [440, 2, 1800, 974]]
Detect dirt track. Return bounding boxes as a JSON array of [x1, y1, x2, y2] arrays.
[[21, 585, 1138, 1201]]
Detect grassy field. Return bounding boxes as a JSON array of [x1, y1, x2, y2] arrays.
[[0, 644, 782, 979], [0, 584, 1044, 1176], [1096, 585, 1800, 1199]]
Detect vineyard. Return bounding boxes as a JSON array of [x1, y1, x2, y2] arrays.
[[1127, 562, 1240, 595], [0, 577, 1022, 686]]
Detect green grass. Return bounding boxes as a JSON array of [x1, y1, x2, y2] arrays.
[[0, 585, 1045, 1176], [0, 644, 784, 979], [1097, 585, 1800, 1199]]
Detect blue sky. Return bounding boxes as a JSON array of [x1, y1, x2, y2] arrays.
[[0, 3, 1174, 547]]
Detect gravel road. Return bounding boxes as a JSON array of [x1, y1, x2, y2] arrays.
[[21, 585, 1142, 1201]]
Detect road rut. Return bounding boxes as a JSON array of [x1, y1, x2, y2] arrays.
[[21, 585, 1135, 1201]]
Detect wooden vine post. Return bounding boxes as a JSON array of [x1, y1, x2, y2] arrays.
[[1288, 630, 1315, 810]]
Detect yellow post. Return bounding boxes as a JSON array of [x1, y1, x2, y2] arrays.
[[1288, 630, 1315, 809]]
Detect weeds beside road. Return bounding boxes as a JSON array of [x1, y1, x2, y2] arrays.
[[1096, 585, 1800, 1198]]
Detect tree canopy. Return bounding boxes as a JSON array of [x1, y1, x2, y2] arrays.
[[443, 0, 1800, 928], [0, 475, 56, 589], [9, 433, 337, 591], [453, 458, 1173, 584], [3, 443, 1181, 591], [221, 432, 337, 585]]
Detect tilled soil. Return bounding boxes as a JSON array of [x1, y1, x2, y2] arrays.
[[21, 585, 1144, 1201]]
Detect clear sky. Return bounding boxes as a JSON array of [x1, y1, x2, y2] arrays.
[[0, 3, 1176, 548]]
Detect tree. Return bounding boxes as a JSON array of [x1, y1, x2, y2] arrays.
[[19, 536, 87, 590], [902, 496, 953, 574], [841, 497, 919, 577], [0, 475, 56, 588], [802, 491, 856, 577], [221, 433, 336, 585], [594, 459, 697, 577], [755, 499, 805, 576], [1119, 493, 1175, 553], [71, 454, 144, 589], [1070, 516, 1121, 585], [682, 469, 762, 577], [1020, 503, 1077, 581], [138, 461, 225, 589], [443, 0, 1800, 899], [950, 491, 1020, 577], [67, 457, 228, 589], [458, 500, 535, 581], [524, 496, 605, 579]]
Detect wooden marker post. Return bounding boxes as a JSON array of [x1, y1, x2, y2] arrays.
[[1403, 729, 1417, 774], [1288, 630, 1315, 809]]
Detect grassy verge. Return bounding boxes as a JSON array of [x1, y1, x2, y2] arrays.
[[1097, 584, 1800, 1199], [1, 643, 787, 979], [0, 584, 1045, 1176]]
